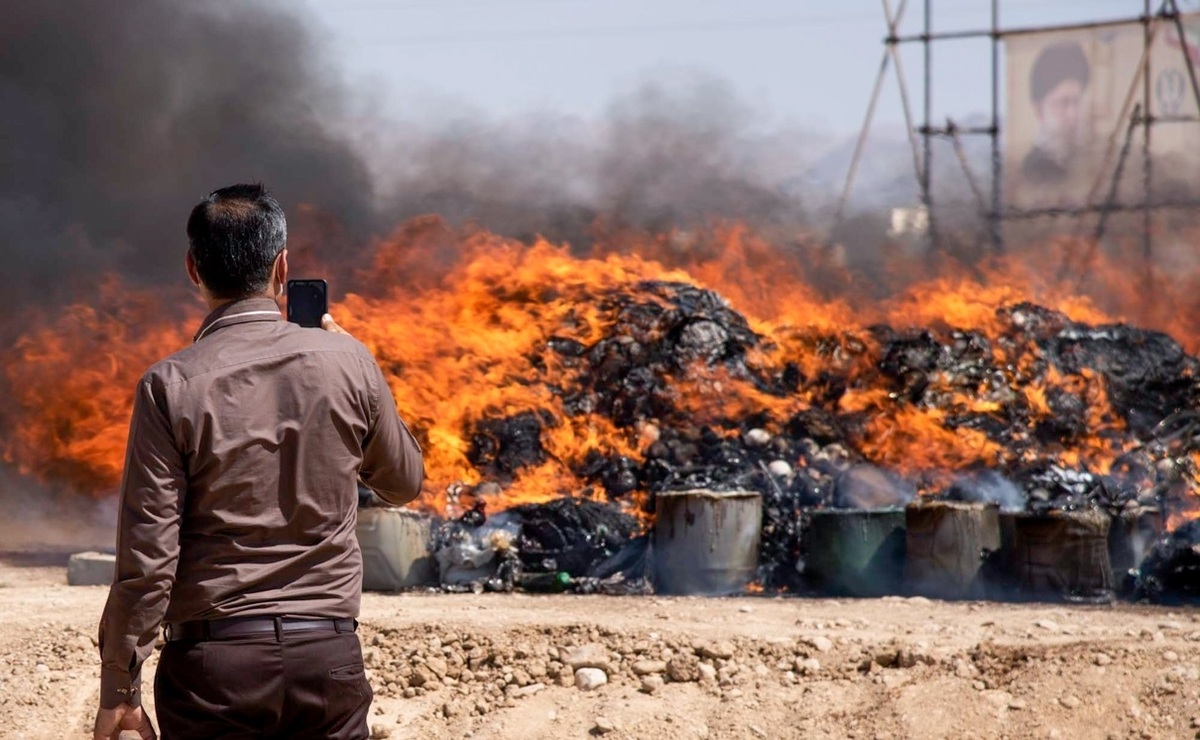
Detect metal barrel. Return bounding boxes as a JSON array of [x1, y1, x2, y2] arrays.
[[805, 508, 907, 597], [1010, 509, 1114, 602], [652, 489, 762, 596], [356, 507, 438, 591], [905, 500, 1000, 600]]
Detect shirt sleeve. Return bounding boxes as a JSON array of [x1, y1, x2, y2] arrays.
[[98, 376, 185, 709], [359, 355, 424, 506]]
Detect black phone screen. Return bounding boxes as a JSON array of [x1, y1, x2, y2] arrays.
[[286, 279, 328, 328]]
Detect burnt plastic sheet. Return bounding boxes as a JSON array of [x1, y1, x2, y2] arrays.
[[510, 497, 637, 576]]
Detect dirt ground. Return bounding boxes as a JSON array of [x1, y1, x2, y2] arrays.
[[1, 550, 1198, 740]]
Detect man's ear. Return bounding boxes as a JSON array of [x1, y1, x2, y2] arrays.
[[185, 251, 201, 288], [274, 249, 289, 296]]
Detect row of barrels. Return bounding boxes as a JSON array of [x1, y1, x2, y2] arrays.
[[353, 493, 1161, 601], [652, 491, 1159, 601]]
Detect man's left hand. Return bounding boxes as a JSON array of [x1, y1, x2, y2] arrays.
[[93, 703, 156, 740]]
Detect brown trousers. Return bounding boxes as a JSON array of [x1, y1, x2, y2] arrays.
[[154, 630, 372, 740]]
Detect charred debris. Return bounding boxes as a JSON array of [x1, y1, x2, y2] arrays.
[[384, 281, 1200, 603]]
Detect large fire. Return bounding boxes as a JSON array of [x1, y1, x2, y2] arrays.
[[3, 217, 1200, 527]]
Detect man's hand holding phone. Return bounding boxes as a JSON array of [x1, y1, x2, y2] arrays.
[[321, 313, 349, 336]]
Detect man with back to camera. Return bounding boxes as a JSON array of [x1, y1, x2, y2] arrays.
[[91, 183, 424, 740], [1022, 40, 1091, 186]]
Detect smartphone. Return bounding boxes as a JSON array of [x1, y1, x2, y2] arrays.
[[286, 279, 328, 328]]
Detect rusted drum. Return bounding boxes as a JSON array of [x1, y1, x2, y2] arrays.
[[806, 508, 906, 597], [905, 500, 1000, 600], [357, 507, 437, 590], [653, 489, 762, 596], [1011, 509, 1114, 602]]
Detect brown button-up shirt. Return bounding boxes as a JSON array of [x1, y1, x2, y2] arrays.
[[98, 297, 424, 708]]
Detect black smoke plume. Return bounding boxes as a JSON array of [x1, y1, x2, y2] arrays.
[[1, 0, 817, 315], [0, 0, 374, 311]]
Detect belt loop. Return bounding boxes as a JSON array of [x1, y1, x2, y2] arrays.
[[334, 620, 345, 634], [273, 616, 283, 642]]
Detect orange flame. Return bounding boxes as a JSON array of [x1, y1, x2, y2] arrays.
[[1, 218, 1198, 527]]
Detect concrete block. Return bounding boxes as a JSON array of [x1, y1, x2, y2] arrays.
[[68, 551, 114, 586]]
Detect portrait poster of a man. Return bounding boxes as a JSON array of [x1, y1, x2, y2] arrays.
[[1005, 18, 1200, 213], [1021, 41, 1090, 186]]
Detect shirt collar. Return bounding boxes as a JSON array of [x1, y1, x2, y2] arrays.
[[193, 297, 283, 343]]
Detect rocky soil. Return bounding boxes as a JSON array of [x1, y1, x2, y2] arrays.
[[1, 550, 1198, 739]]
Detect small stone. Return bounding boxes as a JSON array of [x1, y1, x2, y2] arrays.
[[593, 717, 616, 735], [1094, 653, 1113, 666], [640, 675, 665, 694], [574, 667, 608, 691], [564, 644, 611, 673], [698, 663, 717, 682], [1060, 696, 1081, 709], [698, 641, 736, 660], [370, 724, 392, 739], [1009, 699, 1027, 710], [632, 660, 667, 676], [34, 664, 49, 674], [738, 605, 753, 614], [1034, 620, 1059, 632], [667, 655, 701, 683], [442, 701, 463, 718], [723, 688, 744, 700], [1163, 651, 1179, 662], [749, 725, 767, 738], [794, 658, 821, 676], [511, 682, 545, 698], [806, 636, 834, 653]]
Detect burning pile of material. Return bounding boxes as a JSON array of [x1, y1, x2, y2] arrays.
[[4, 221, 1200, 601], [401, 273, 1200, 598]]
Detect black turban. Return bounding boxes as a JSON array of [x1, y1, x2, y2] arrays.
[[1030, 41, 1090, 103]]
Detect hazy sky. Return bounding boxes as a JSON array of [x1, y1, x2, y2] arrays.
[[304, 0, 1187, 132]]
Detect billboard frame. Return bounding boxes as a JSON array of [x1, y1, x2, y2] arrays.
[[838, 0, 1200, 262]]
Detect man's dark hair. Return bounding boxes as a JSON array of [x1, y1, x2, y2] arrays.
[[1030, 41, 1090, 104], [187, 183, 287, 300]]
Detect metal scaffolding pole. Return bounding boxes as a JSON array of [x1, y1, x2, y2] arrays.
[[841, 0, 1200, 262], [990, 0, 1003, 252], [922, 0, 936, 248], [1143, 0, 1154, 263]]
